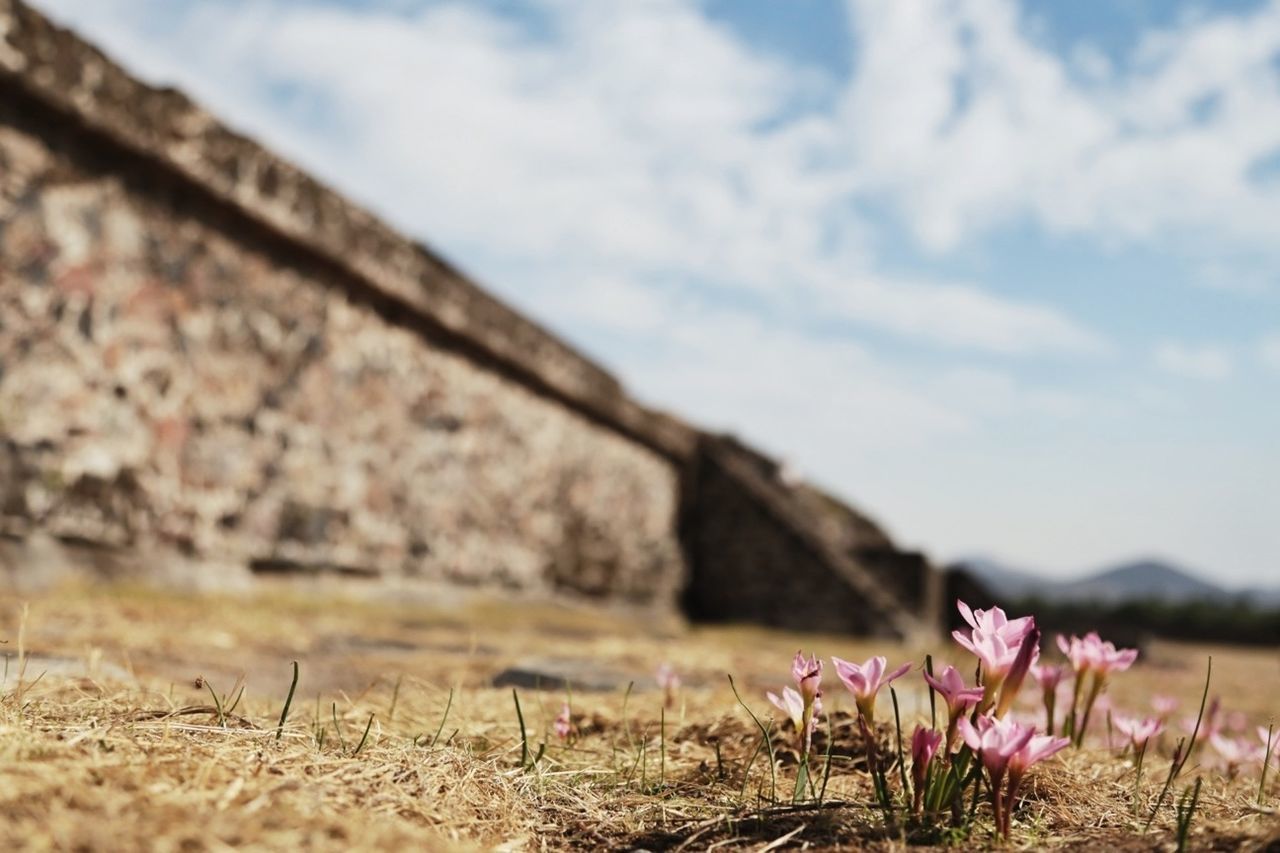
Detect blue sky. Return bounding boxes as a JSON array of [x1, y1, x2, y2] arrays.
[[34, 0, 1280, 586]]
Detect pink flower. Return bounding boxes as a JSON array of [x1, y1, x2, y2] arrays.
[[912, 725, 943, 772], [956, 600, 1035, 645], [553, 702, 572, 740], [959, 714, 1036, 779], [1056, 633, 1138, 747], [911, 725, 943, 812], [952, 617, 1039, 717], [832, 655, 911, 722], [952, 630, 1022, 682], [769, 650, 824, 755], [952, 601, 1034, 666], [1031, 663, 1067, 692], [1210, 733, 1261, 774], [958, 714, 1040, 838], [767, 686, 807, 732], [1056, 632, 1138, 677], [1031, 662, 1067, 733], [791, 651, 822, 707], [924, 664, 982, 752], [656, 662, 680, 709], [1008, 733, 1071, 780], [952, 605, 1038, 701], [994, 627, 1040, 718], [1112, 714, 1165, 749], [924, 665, 984, 718], [1151, 694, 1178, 718]]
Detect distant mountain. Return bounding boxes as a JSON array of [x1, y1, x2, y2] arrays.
[[1243, 585, 1280, 607], [1051, 559, 1228, 605], [952, 555, 1276, 606], [950, 555, 1050, 600]]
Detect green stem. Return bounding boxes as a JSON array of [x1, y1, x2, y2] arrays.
[[512, 689, 529, 769], [275, 661, 299, 742], [1132, 740, 1148, 816], [728, 675, 777, 802], [1259, 723, 1275, 806], [1075, 674, 1104, 747]]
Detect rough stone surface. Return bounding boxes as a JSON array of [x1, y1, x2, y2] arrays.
[[0, 0, 939, 637], [0, 113, 682, 603], [0, 0, 694, 460]]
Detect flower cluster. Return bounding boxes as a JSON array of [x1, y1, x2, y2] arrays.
[[526, 596, 1269, 846], [1057, 631, 1138, 746], [573, 597, 1272, 843], [750, 600, 1156, 839]]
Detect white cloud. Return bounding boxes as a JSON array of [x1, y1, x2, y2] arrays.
[[32, 0, 1099, 359], [1153, 341, 1234, 380], [816, 271, 1104, 354], [1260, 333, 1280, 371], [1192, 258, 1278, 295], [837, 0, 1280, 255]]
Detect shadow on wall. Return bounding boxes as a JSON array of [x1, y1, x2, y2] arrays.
[[679, 436, 938, 640]]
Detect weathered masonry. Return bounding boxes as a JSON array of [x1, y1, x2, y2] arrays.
[[0, 0, 938, 639]]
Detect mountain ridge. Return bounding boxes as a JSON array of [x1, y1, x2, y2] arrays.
[[952, 555, 1280, 606]]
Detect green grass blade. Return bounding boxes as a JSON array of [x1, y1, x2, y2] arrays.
[[727, 674, 777, 803], [205, 680, 226, 728], [512, 688, 530, 769], [430, 686, 455, 750], [353, 712, 375, 756], [276, 661, 300, 742]]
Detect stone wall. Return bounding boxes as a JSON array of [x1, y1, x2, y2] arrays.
[[0, 0, 938, 637], [680, 437, 936, 639], [0, 0, 694, 461], [0, 98, 682, 603]]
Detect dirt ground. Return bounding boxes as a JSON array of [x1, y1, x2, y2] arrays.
[[0, 582, 1277, 851]]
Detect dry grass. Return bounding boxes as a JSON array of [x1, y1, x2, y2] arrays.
[[0, 583, 1277, 851]]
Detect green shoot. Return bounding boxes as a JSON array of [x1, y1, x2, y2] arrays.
[[332, 702, 347, 753], [276, 661, 299, 742], [1174, 776, 1203, 853], [891, 686, 909, 795], [620, 680, 635, 751], [225, 680, 246, 716], [728, 674, 777, 803], [818, 714, 836, 805], [925, 654, 937, 730], [1260, 722, 1275, 806], [1132, 738, 1149, 816], [428, 686, 454, 750], [353, 713, 375, 756], [1147, 657, 1211, 831], [205, 679, 226, 728], [387, 675, 403, 724], [659, 705, 666, 788], [513, 688, 528, 768], [738, 731, 765, 799]]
